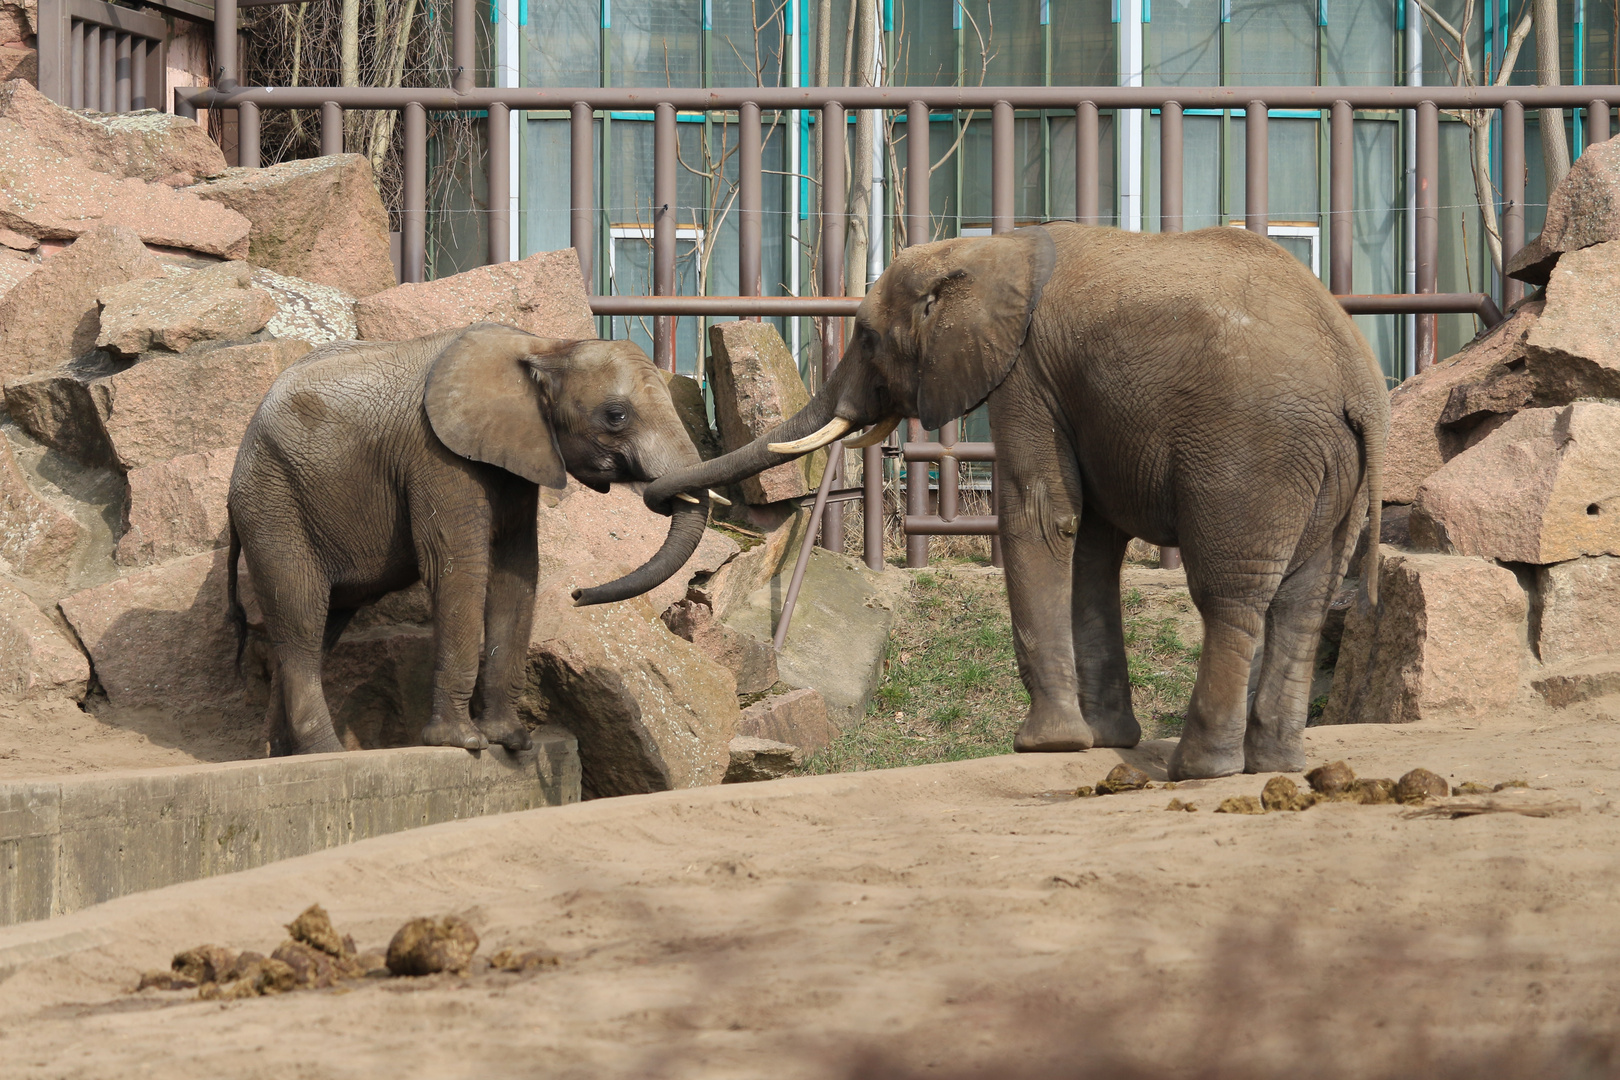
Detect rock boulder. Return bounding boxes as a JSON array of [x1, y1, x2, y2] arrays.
[[661, 597, 778, 694], [95, 261, 277, 357], [707, 320, 825, 504], [737, 688, 834, 755], [1507, 134, 1620, 285], [0, 433, 85, 578], [355, 250, 593, 341], [0, 576, 88, 701], [1522, 241, 1620, 402], [1534, 555, 1620, 666], [116, 447, 235, 566], [0, 80, 225, 183], [253, 267, 357, 345]]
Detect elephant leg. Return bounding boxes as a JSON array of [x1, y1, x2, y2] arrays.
[[322, 606, 359, 657], [1168, 567, 1278, 781], [250, 553, 344, 756], [417, 520, 492, 752], [474, 481, 538, 752], [1071, 514, 1141, 748]]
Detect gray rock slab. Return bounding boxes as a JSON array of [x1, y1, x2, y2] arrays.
[[0, 733, 580, 926], [723, 548, 909, 728]]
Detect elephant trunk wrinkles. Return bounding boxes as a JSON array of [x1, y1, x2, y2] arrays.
[[642, 385, 841, 513], [571, 493, 711, 606]]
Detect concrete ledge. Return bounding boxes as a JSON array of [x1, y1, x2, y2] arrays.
[[0, 728, 580, 926]]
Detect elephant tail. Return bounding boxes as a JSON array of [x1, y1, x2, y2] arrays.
[[226, 511, 248, 676], [1348, 391, 1386, 607]]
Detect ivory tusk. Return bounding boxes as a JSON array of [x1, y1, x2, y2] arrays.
[[768, 416, 855, 455], [843, 415, 902, 449], [707, 490, 733, 507], [675, 492, 701, 504]]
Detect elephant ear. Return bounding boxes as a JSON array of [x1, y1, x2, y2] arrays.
[[424, 323, 569, 489], [914, 226, 1057, 430]]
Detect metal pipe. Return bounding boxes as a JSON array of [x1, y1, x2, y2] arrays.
[[901, 441, 995, 461], [906, 101, 930, 247], [70, 21, 84, 111], [1161, 101, 1182, 232], [1329, 99, 1353, 294], [452, 0, 474, 92], [132, 38, 147, 111], [989, 459, 1003, 568], [402, 102, 426, 284], [488, 102, 510, 264], [84, 26, 98, 112], [903, 515, 998, 536], [938, 420, 959, 522], [740, 101, 762, 298], [863, 442, 884, 571], [1077, 101, 1099, 223], [905, 419, 929, 568], [653, 102, 677, 371], [1415, 100, 1439, 372], [176, 84, 197, 120], [214, 0, 237, 90], [820, 101, 847, 554], [992, 100, 1015, 232], [774, 442, 844, 651], [321, 101, 343, 155], [115, 33, 131, 113], [1590, 99, 1611, 144], [570, 102, 594, 288], [100, 29, 114, 112], [1338, 291, 1504, 325], [1245, 100, 1268, 233], [238, 100, 259, 168], [1502, 100, 1525, 309]]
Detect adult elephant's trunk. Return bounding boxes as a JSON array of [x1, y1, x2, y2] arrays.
[[571, 492, 711, 606]]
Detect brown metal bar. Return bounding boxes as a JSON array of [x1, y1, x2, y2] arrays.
[[452, 0, 474, 92], [1245, 100, 1268, 233], [114, 33, 130, 112], [1590, 100, 1611, 145], [402, 102, 426, 284], [938, 420, 959, 522], [320, 101, 343, 155], [238, 99, 259, 168], [653, 102, 677, 371], [99, 29, 114, 112], [176, 84, 196, 119], [775, 442, 843, 651], [1077, 100, 1100, 223], [1415, 100, 1439, 372], [992, 100, 1015, 232], [570, 102, 594, 288], [1161, 101, 1183, 233], [70, 20, 85, 110], [863, 441, 885, 571], [488, 102, 509, 264], [989, 459, 1003, 567], [214, 0, 236, 90], [1339, 292, 1503, 325], [819, 101, 846, 554], [131, 37, 147, 110], [905, 420, 929, 567], [902, 441, 995, 461], [904, 515, 998, 536], [1502, 100, 1525, 309], [739, 101, 762, 299], [906, 100, 929, 246], [83, 26, 98, 110], [1329, 100, 1353, 294]]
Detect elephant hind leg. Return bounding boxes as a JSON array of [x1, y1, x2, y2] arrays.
[[1070, 513, 1140, 748], [1168, 569, 1280, 781], [251, 554, 344, 756]]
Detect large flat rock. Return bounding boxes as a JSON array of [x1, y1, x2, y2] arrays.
[[354, 250, 594, 341]]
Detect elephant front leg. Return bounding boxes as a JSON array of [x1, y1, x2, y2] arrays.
[[474, 481, 539, 753], [419, 544, 493, 752], [1071, 514, 1141, 748]]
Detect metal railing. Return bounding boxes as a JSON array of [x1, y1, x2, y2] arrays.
[[179, 4, 1614, 583], [36, 0, 169, 113]]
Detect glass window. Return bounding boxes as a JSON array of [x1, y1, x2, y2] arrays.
[[610, 229, 704, 373], [523, 117, 598, 258], [1226, 0, 1318, 85], [428, 121, 488, 278], [894, 0, 959, 84], [525, 0, 600, 87], [1350, 116, 1400, 382], [959, 0, 1044, 85], [1323, 0, 1398, 84], [1149, 0, 1222, 86], [805, 0, 855, 85], [712, 0, 785, 87], [960, 115, 1043, 221], [1146, 111, 1223, 230], [1436, 118, 1487, 358], [1049, 111, 1119, 225], [1588, 0, 1619, 85], [1228, 113, 1321, 225], [608, 0, 702, 86], [1052, 0, 1117, 84]]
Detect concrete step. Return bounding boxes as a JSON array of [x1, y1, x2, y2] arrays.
[[1532, 656, 1620, 708]]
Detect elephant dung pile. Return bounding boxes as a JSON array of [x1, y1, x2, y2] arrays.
[[1324, 134, 1620, 728]]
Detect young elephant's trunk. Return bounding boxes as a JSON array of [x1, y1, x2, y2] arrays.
[[571, 491, 711, 606]]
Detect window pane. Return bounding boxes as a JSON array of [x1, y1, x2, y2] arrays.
[[1149, 0, 1221, 86], [1587, 0, 1619, 85], [894, 0, 959, 85], [428, 122, 488, 278], [1436, 118, 1487, 360], [1049, 111, 1118, 226], [960, 0, 1044, 85], [1146, 112, 1221, 230], [1053, 0, 1117, 84], [611, 238, 702, 374], [523, 118, 600, 266], [608, 0, 702, 86], [712, 0, 785, 87], [960, 115, 1042, 221], [1226, 0, 1317, 85], [1323, 0, 1397, 84], [1229, 114, 1320, 223], [525, 0, 599, 86], [805, 0, 854, 85], [607, 118, 706, 229]]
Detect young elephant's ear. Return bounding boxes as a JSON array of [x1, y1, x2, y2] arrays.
[[914, 226, 1057, 430], [424, 323, 569, 489]]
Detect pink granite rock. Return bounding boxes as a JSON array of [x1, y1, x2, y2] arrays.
[[96, 261, 277, 357], [1522, 241, 1620, 402], [0, 434, 84, 579], [1534, 555, 1620, 666], [1507, 134, 1620, 285], [116, 447, 235, 566], [661, 596, 778, 694], [707, 320, 825, 504], [737, 688, 834, 754], [354, 250, 593, 341], [0, 79, 225, 182], [0, 576, 88, 701]]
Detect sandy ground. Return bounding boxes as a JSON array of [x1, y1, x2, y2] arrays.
[[0, 698, 259, 781], [2, 698, 1619, 1079]]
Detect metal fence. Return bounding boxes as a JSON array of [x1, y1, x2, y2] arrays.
[[177, 1, 1615, 576], [36, 0, 170, 112]]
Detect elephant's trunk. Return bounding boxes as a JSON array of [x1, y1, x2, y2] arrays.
[[642, 384, 842, 513], [571, 492, 711, 607]]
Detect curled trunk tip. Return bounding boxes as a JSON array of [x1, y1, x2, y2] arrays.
[[571, 493, 710, 607]]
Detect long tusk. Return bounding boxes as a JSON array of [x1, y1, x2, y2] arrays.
[[843, 415, 902, 449], [707, 489, 732, 507], [768, 416, 855, 455], [675, 492, 701, 504]]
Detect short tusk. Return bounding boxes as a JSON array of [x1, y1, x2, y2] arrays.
[[707, 489, 732, 507], [675, 492, 701, 504], [843, 415, 902, 449], [768, 416, 855, 455]]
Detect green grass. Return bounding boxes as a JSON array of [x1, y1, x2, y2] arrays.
[[801, 566, 1202, 775]]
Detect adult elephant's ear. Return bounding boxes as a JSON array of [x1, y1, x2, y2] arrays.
[[424, 323, 569, 489], [914, 226, 1056, 430]]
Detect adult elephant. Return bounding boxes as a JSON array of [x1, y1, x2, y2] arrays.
[[644, 223, 1388, 780], [229, 323, 711, 756]]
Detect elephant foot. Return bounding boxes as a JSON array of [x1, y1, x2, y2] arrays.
[[292, 729, 344, 756], [1167, 733, 1244, 781], [1013, 700, 1095, 753], [422, 717, 490, 751], [476, 713, 534, 752], [1084, 711, 1143, 749], [1243, 724, 1306, 774]]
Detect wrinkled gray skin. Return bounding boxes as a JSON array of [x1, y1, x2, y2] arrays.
[[228, 323, 708, 756], [645, 223, 1388, 780]]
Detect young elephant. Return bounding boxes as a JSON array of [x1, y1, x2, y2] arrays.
[[228, 323, 710, 755]]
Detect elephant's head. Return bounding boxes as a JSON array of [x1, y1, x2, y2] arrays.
[[423, 323, 710, 607], [641, 226, 1056, 515]]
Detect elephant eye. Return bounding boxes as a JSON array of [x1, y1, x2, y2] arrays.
[[601, 404, 629, 429], [922, 293, 937, 318]]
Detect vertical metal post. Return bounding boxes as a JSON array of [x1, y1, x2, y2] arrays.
[[1502, 100, 1525, 309], [653, 102, 678, 372], [214, 0, 237, 90], [570, 102, 594, 288], [1161, 101, 1183, 233], [1415, 100, 1439, 371], [1329, 100, 1353, 294], [452, 0, 475, 92], [70, 21, 85, 110], [100, 30, 115, 112], [740, 102, 763, 300], [321, 101, 343, 155], [989, 458, 1003, 568], [1077, 101, 1100, 224], [991, 101, 1015, 232], [820, 101, 847, 553], [488, 102, 510, 264], [403, 102, 427, 284], [131, 38, 147, 110], [905, 103, 931, 569], [1590, 100, 1612, 144], [83, 26, 99, 111], [938, 421, 959, 521], [864, 439, 884, 571], [115, 34, 131, 112], [238, 100, 259, 168], [1245, 101, 1268, 233]]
